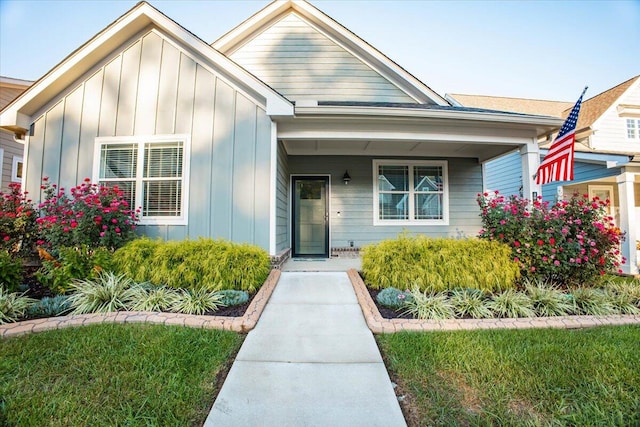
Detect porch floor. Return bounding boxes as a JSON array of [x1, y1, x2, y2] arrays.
[[281, 257, 362, 272]]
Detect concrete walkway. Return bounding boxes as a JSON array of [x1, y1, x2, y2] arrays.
[[204, 272, 406, 427]]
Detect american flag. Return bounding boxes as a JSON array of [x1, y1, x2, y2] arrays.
[[536, 87, 588, 185]]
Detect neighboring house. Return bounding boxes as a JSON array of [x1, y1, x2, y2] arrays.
[[449, 75, 640, 275], [0, 77, 32, 192], [0, 0, 560, 265]]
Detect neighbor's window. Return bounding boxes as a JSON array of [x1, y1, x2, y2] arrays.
[[627, 118, 640, 139], [11, 156, 23, 182], [94, 135, 189, 225], [373, 159, 448, 225]]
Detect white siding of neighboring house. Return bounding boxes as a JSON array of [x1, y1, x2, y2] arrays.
[[24, 29, 274, 250], [0, 85, 27, 192], [590, 80, 640, 153], [227, 12, 417, 103]]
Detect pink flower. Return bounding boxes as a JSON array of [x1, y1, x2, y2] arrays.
[[100, 232, 105, 237], [554, 260, 560, 266], [111, 219, 118, 224], [115, 227, 121, 233], [3, 236, 9, 242]]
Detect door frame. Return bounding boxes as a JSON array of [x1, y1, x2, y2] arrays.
[[290, 174, 331, 258]]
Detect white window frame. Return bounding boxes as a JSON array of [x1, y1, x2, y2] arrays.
[[11, 156, 23, 183], [588, 184, 615, 219], [93, 135, 191, 226], [626, 118, 640, 139], [373, 159, 449, 226]]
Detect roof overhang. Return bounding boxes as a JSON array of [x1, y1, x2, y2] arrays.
[[0, 1, 293, 135], [213, 0, 449, 105], [276, 105, 562, 162]]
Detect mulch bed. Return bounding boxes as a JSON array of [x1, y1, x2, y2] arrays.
[[20, 265, 253, 318]]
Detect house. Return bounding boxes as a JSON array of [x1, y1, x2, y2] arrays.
[[0, 77, 32, 192], [0, 0, 561, 266], [449, 75, 640, 275]]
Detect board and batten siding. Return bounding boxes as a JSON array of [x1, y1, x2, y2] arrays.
[[590, 81, 640, 153], [228, 13, 416, 103], [484, 151, 522, 197], [0, 85, 26, 192], [276, 141, 290, 252], [288, 156, 482, 247], [24, 29, 273, 250]]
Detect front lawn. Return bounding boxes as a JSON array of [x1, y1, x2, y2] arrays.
[[378, 326, 640, 426], [0, 324, 242, 426]]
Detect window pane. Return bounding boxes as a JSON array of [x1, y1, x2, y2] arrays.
[[144, 142, 183, 178], [414, 166, 442, 191], [99, 180, 136, 210], [378, 165, 408, 191], [100, 144, 137, 179], [415, 193, 443, 220], [379, 193, 408, 220], [144, 180, 182, 216]]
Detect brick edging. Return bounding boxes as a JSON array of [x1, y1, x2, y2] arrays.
[[0, 269, 281, 339], [347, 269, 640, 333]]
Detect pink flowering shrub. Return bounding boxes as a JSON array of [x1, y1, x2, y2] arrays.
[[36, 178, 139, 253], [477, 191, 625, 285], [0, 183, 38, 256]]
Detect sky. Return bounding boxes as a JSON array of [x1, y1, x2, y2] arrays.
[[1, 0, 639, 102]]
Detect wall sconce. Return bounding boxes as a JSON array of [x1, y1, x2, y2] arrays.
[[342, 170, 351, 185]]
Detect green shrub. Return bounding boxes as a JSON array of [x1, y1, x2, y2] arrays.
[[449, 288, 493, 319], [525, 280, 575, 317], [603, 278, 640, 308], [36, 246, 113, 294], [571, 288, 616, 316], [26, 295, 72, 318], [376, 287, 413, 309], [487, 289, 534, 318], [113, 238, 270, 292], [362, 234, 519, 293], [171, 288, 223, 315], [0, 288, 36, 324], [0, 250, 22, 292], [403, 287, 455, 320], [67, 272, 137, 314], [129, 285, 179, 312], [218, 289, 250, 307]]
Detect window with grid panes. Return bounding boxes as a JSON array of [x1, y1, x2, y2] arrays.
[[95, 136, 188, 225], [373, 159, 448, 225], [626, 118, 639, 139]]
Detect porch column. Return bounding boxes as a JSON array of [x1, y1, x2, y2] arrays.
[[269, 121, 278, 256], [520, 139, 541, 200], [617, 172, 638, 275]]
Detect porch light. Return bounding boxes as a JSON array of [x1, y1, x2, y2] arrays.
[[342, 170, 351, 184]]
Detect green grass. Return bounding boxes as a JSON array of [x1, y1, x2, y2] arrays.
[[0, 324, 243, 426], [378, 326, 640, 426]]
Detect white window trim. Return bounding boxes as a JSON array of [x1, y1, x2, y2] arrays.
[[93, 134, 191, 226], [626, 118, 640, 140], [11, 156, 23, 183], [588, 184, 615, 219], [373, 159, 449, 226]]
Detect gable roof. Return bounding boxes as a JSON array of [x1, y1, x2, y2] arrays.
[[447, 94, 572, 118], [212, 0, 449, 105], [0, 1, 293, 135], [570, 74, 639, 132]]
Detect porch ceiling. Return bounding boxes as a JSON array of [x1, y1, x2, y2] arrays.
[[277, 115, 542, 162], [281, 138, 521, 161]]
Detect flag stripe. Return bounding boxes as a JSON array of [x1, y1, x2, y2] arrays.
[[536, 89, 586, 185]]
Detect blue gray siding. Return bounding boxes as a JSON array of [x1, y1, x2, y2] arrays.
[[228, 13, 417, 103], [288, 156, 482, 247], [541, 162, 622, 201], [25, 30, 273, 249], [484, 151, 522, 196], [276, 141, 290, 252]]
